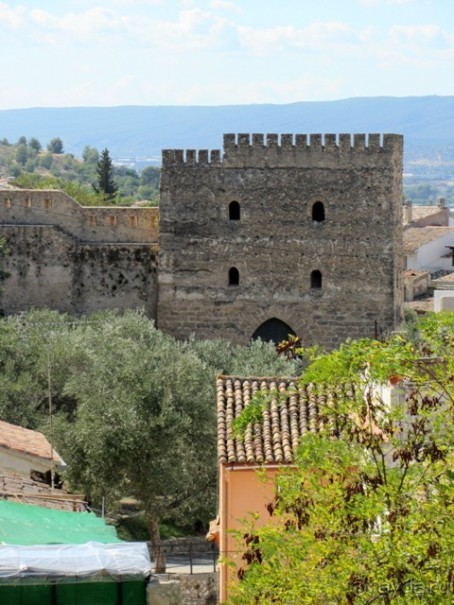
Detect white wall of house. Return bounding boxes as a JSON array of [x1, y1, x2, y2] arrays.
[[434, 289, 454, 311], [0, 448, 58, 477], [407, 232, 454, 271]]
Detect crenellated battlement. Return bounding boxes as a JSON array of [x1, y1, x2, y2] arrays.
[[162, 132, 403, 168], [0, 189, 159, 245]]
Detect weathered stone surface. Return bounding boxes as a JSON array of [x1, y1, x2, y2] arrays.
[[0, 132, 403, 349], [176, 573, 218, 605], [0, 192, 158, 316], [147, 578, 181, 605], [158, 133, 404, 348]]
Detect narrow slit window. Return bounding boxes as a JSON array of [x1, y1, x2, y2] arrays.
[[229, 267, 239, 286], [311, 270, 322, 289], [229, 201, 240, 221], [312, 201, 325, 222]]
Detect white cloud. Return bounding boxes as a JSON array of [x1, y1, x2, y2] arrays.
[[0, 3, 26, 29], [210, 0, 241, 12], [130, 8, 230, 51], [389, 24, 441, 43], [29, 7, 124, 36], [236, 21, 359, 56]]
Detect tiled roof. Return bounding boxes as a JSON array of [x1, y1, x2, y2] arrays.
[[0, 420, 64, 465], [403, 226, 454, 253], [432, 272, 454, 284], [217, 376, 357, 465], [411, 206, 443, 222], [404, 269, 429, 281]]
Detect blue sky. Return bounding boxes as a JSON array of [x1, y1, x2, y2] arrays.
[[1, 0, 453, 108]]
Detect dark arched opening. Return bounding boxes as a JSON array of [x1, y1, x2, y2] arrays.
[[311, 270, 322, 289], [229, 201, 240, 220], [312, 201, 325, 222], [252, 318, 296, 345], [229, 267, 239, 286]]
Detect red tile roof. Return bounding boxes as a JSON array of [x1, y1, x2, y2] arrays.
[[403, 226, 453, 253], [216, 376, 358, 465], [0, 420, 64, 465]]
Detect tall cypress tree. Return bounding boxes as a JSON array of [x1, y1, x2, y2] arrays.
[[94, 148, 118, 200]]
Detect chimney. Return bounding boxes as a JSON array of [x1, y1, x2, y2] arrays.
[[404, 199, 413, 224]]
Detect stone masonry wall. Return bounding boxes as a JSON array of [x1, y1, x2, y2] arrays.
[[0, 192, 158, 317], [158, 133, 404, 348], [0, 133, 404, 347], [0, 189, 159, 243]]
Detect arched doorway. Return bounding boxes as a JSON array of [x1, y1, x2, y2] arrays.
[[251, 318, 296, 345]]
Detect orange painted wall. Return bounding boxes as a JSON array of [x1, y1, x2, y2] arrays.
[[219, 464, 281, 603]]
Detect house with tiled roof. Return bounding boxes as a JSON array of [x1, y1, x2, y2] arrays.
[[403, 226, 454, 272], [0, 420, 65, 479], [216, 375, 361, 601], [403, 199, 451, 228]]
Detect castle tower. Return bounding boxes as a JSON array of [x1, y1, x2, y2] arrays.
[[158, 133, 403, 348]]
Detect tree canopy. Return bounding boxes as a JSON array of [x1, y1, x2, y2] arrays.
[[229, 312, 454, 604], [94, 148, 118, 200], [0, 309, 295, 572], [47, 137, 64, 154]]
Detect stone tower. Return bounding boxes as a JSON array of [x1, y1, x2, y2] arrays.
[[158, 133, 403, 348]]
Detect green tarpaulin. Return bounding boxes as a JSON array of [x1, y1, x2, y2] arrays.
[[0, 500, 120, 545], [0, 502, 150, 604]]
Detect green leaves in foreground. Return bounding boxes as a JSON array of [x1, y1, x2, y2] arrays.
[[229, 312, 454, 605]]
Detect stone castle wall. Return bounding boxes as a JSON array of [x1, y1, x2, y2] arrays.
[[158, 133, 403, 348], [0, 133, 404, 348], [0, 191, 158, 316], [0, 189, 159, 243]]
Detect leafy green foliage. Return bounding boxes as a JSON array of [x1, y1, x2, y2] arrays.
[[0, 137, 160, 205], [94, 148, 118, 200], [47, 137, 64, 154], [28, 137, 42, 153], [15, 144, 28, 166], [229, 313, 454, 604], [12, 173, 105, 206], [0, 310, 293, 569]]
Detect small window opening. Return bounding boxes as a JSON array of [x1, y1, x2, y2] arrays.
[[229, 267, 239, 286], [312, 201, 325, 222], [44, 198, 52, 209], [229, 201, 240, 221], [109, 215, 118, 226], [4, 198, 11, 208], [26, 198, 32, 208], [129, 214, 138, 227], [88, 214, 96, 227], [310, 270, 322, 289]]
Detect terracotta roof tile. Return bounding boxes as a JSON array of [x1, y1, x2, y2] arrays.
[[432, 272, 454, 284], [403, 226, 454, 253], [410, 206, 444, 222], [217, 376, 357, 465], [0, 420, 64, 465]]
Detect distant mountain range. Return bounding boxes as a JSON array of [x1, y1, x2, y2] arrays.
[[1, 96, 454, 168]]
